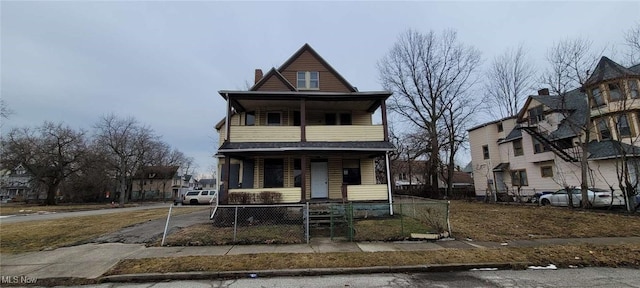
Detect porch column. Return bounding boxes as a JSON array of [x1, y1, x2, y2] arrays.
[[381, 100, 389, 142], [300, 99, 306, 142], [225, 93, 231, 142], [301, 155, 307, 202], [385, 151, 393, 215], [223, 155, 231, 204]]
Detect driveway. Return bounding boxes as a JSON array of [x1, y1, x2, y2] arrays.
[[0, 203, 168, 224]]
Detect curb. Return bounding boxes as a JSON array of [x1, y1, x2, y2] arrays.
[[99, 262, 530, 283]]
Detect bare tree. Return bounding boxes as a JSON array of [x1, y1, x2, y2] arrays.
[[94, 114, 156, 207], [1, 122, 87, 205], [378, 29, 481, 196], [540, 37, 602, 208], [484, 45, 537, 118], [1, 99, 12, 126], [624, 22, 640, 65]]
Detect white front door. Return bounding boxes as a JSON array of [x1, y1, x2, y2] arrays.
[[311, 161, 328, 198]]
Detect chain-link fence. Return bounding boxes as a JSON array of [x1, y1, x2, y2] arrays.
[[326, 196, 450, 241], [211, 204, 309, 244]]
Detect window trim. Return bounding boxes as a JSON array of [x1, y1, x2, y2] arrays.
[[511, 169, 528, 186], [296, 71, 320, 90]]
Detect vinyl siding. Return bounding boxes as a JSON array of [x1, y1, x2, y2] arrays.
[[360, 158, 376, 185], [307, 125, 384, 141], [230, 126, 301, 142], [258, 75, 292, 91], [347, 184, 388, 201], [228, 188, 301, 203]]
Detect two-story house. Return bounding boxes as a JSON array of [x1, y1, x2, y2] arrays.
[[131, 166, 179, 200], [469, 57, 640, 200], [215, 44, 394, 207]]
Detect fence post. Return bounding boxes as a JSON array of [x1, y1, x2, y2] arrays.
[[160, 204, 172, 246], [233, 206, 238, 242], [348, 203, 354, 242], [446, 201, 452, 237], [305, 202, 310, 244], [400, 202, 404, 237]]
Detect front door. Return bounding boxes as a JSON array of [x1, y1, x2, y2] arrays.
[[311, 161, 328, 198]]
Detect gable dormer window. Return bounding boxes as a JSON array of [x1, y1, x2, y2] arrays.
[[528, 106, 544, 125], [591, 88, 604, 107], [629, 80, 639, 99], [609, 82, 622, 101], [297, 71, 319, 90]]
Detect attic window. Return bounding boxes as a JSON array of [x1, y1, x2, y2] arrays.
[[609, 82, 622, 101], [591, 88, 604, 107], [629, 80, 639, 99], [497, 123, 503, 132], [528, 106, 544, 125], [297, 71, 319, 90]]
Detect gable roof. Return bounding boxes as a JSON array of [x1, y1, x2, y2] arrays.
[[585, 56, 640, 86], [277, 43, 357, 92], [250, 67, 297, 91]]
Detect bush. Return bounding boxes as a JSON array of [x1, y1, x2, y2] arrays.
[[258, 191, 282, 204], [228, 192, 254, 204]]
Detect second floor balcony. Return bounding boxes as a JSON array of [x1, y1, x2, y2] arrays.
[[228, 124, 385, 142]]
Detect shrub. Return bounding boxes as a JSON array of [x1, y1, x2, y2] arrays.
[[228, 192, 254, 204]]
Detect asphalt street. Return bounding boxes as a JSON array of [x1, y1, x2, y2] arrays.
[[17, 267, 639, 288]]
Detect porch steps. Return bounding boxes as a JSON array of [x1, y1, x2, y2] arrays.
[[308, 204, 347, 226]]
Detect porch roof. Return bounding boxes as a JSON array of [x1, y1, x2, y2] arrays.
[[217, 141, 394, 154]]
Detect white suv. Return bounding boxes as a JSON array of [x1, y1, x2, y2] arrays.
[[182, 190, 217, 205]]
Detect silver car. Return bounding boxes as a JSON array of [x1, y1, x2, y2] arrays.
[[539, 188, 624, 207]]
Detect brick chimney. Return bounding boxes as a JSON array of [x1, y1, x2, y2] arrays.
[[254, 69, 263, 84], [538, 88, 549, 95]]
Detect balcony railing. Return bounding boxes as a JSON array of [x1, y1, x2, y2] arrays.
[[228, 125, 385, 142]]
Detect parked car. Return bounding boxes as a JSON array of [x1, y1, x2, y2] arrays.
[[182, 190, 217, 205], [530, 191, 554, 204], [539, 188, 624, 207]]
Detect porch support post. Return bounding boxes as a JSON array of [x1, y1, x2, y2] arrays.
[[381, 100, 389, 142], [300, 99, 306, 142], [385, 151, 393, 215], [225, 93, 231, 142], [301, 155, 307, 202], [223, 155, 231, 204]]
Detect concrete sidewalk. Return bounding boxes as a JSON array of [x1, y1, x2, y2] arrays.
[[1, 236, 639, 280]]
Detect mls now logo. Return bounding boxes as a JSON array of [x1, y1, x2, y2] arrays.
[[1, 275, 37, 284]]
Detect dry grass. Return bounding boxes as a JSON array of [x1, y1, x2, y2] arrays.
[[0, 203, 140, 216], [105, 243, 640, 275], [0, 207, 203, 253], [354, 217, 433, 241], [163, 223, 304, 246], [449, 201, 640, 242]]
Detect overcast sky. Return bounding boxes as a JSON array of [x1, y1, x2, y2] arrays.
[[2, 1, 639, 175]]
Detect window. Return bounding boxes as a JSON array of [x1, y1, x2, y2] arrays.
[[497, 123, 504, 132], [293, 159, 302, 187], [528, 106, 544, 125], [541, 166, 553, 177], [340, 113, 352, 125], [511, 170, 528, 186], [482, 145, 490, 159], [325, 113, 337, 125], [630, 80, 639, 99], [597, 118, 611, 140], [245, 112, 255, 126], [264, 159, 284, 188], [533, 137, 551, 154], [617, 114, 632, 138], [297, 71, 319, 89], [513, 139, 523, 156], [267, 112, 281, 126], [399, 173, 407, 181], [293, 111, 301, 126], [609, 82, 623, 101], [555, 138, 573, 150], [342, 159, 361, 185], [591, 88, 604, 107]]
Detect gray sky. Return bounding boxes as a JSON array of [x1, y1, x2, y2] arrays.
[[2, 1, 639, 175]]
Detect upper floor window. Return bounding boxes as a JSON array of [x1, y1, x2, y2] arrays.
[[597, 118, 611, 140], [533, 138, 551, 154], [591, 88, 604, 107], [245, 112, 255, 126], [497, 123, 503, 132], [528, 106, 544, 125], [482, 145, 490, 159], [617, 114, 633, 138], [325, 113, 352, 125], [629, 80, 639, 99], [540, 166, 553, 178], [609, 82, 622, 101], [267, 112, 281, 126], [297, 71, 319, 90], [513, 139, 523, 156]]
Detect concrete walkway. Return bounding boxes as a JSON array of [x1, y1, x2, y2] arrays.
[[2, 236, 640, 281]]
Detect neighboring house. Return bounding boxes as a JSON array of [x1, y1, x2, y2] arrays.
[[0, 164, 43, 202], [392, 160, 427, 190], [198, 178, 217, 190], [438, 171, 474, 189], [132, 166, 179, 200], [172, 174, 197, 197], [215, 44, 394, 206], [469, 57, 640, 199]]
